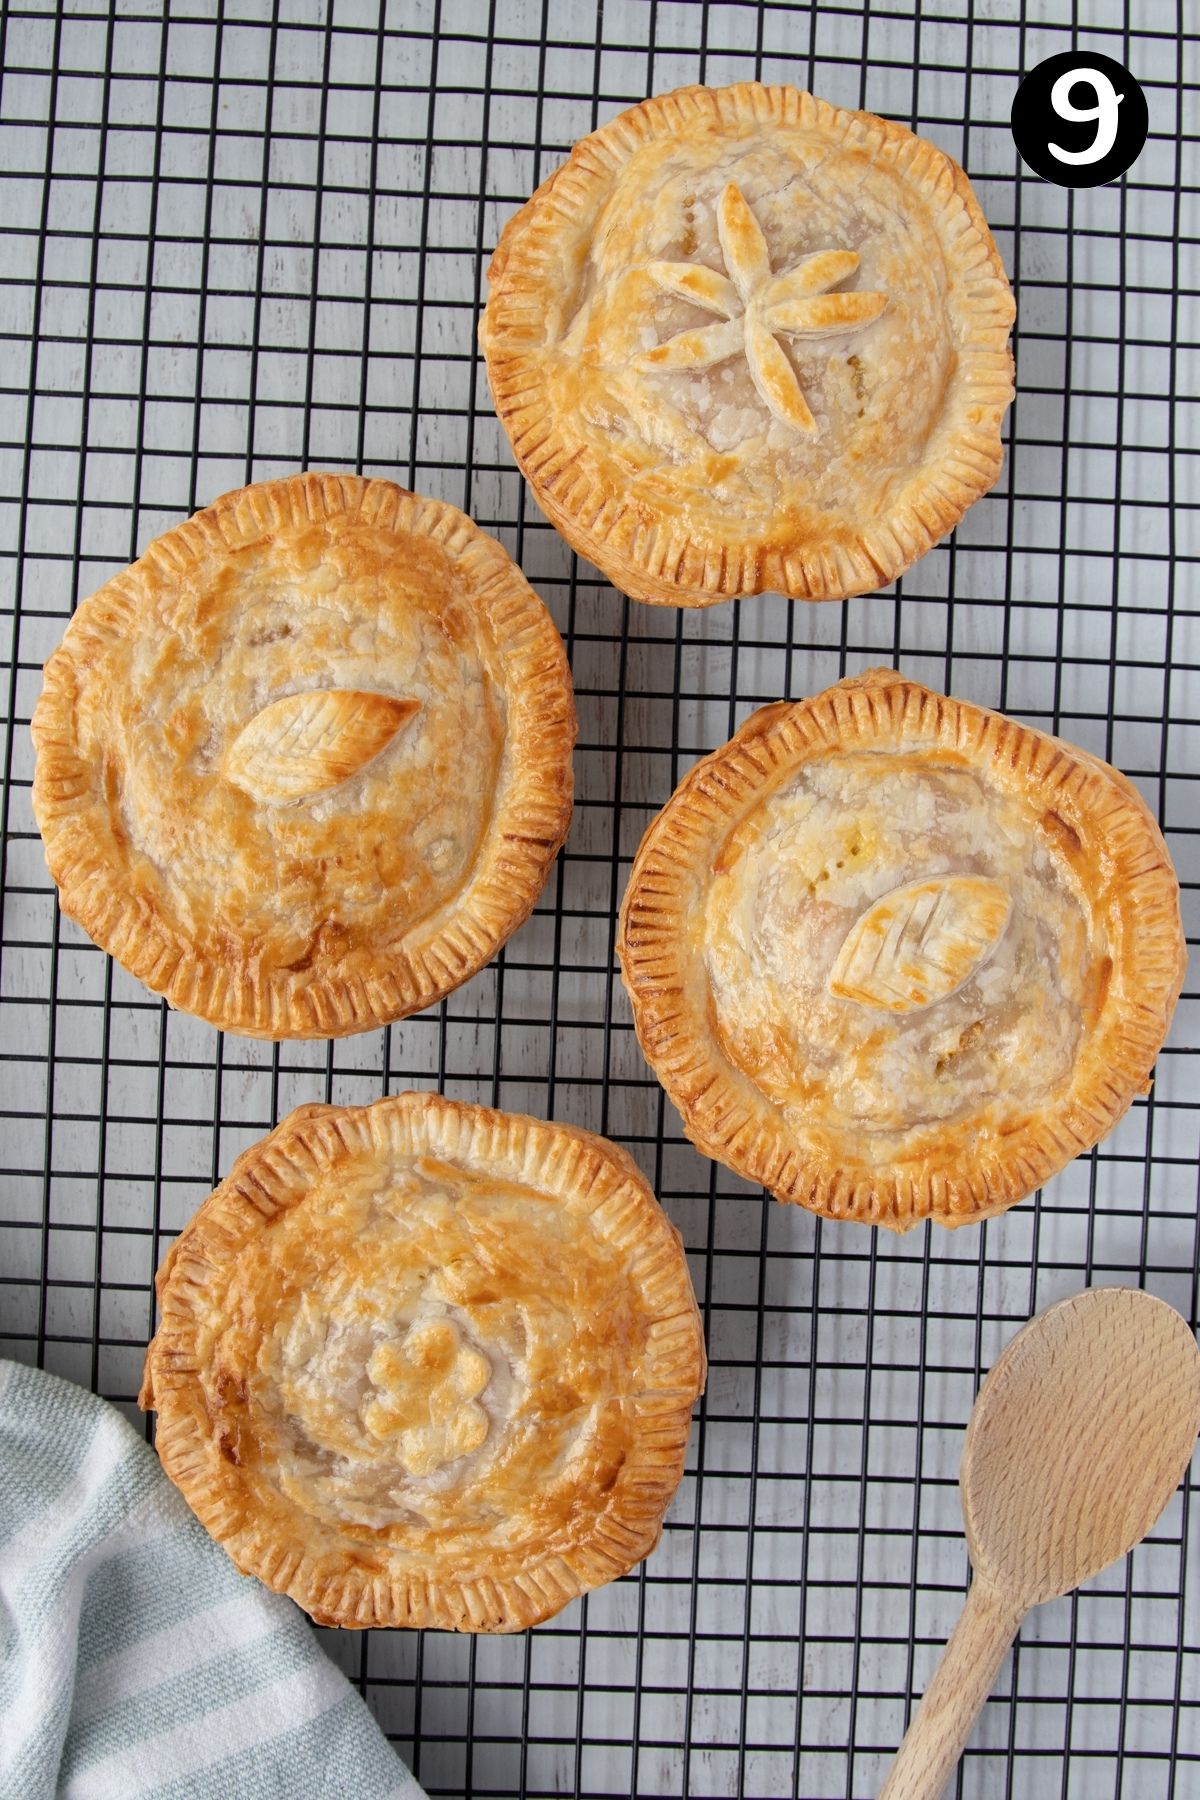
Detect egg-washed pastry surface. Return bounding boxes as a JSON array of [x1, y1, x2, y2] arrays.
[[482, 83, 1014, 607], [619, 670, 1186, 1230], [31, 474, 575, 1039], [140, 1094, 705, 1633]]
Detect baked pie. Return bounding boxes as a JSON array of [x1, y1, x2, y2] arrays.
[[31, 474, 575, 1039], [140, 1093, 705, 1632], [618, 670, 1186, 1229], [482, 82, 1015, 606]]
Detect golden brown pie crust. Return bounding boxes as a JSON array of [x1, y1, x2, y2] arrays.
[[618, 670, 1186, 1230], [31, 473, 575, 1039], [140, 1093, 705, 1632], [482, 83, 1015, 606]]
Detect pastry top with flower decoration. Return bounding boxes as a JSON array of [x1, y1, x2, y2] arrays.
[[638, 182, 888, 436], [31, 473, 575, 1040], [140, 1093, 706, 1633], [619, 670, 1186, 1230], [482, 83, 1015, 606]]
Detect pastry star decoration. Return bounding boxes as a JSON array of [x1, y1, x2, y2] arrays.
[[637, 182, 887, 436]]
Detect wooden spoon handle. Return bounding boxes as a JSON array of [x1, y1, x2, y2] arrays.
[[878, 1577, 1023, 1800]]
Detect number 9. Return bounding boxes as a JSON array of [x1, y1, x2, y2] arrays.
[[1048, 67, 1123, 166]]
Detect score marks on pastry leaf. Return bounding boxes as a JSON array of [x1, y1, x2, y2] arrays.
[[828, 876, 1012, 1015], [224, 688, 421, 804], [1011, 53, 1148, 189]]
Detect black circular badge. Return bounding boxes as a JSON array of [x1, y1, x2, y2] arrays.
[[1011, 51, 1148, 188]]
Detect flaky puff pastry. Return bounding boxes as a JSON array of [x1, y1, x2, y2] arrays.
[[140, 1093, 705, 1632], [31, 474, 575, 1039], [482, 83, 1015, 607], [619, 671, 1186, 1230]]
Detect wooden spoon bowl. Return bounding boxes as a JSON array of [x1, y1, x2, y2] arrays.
[[880, 1287, 1200, 1799]]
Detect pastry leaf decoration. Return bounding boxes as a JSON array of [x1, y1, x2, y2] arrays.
[[637, 183, 887, 435], [829, 876, 1012, 1014], [225, 689, 420, 803]]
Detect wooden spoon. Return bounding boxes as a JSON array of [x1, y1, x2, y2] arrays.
[[879, 1287, 1200, 1800]]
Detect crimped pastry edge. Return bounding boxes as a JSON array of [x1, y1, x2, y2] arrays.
[[617, 669, 1187, 1230], [140, 1092, 707, 1633], [482, 82, 1016, 607], [31, 472, 576, 1039]]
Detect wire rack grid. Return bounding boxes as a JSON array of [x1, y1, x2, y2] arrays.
[[1, 1, 1197, 1796]]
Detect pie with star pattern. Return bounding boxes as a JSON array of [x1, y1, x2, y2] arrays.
[[482, 83, 1015, 606], [140, 1093, 706, 1632]]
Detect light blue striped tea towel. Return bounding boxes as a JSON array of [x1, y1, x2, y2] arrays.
[[0, 1358, 426, 1800]]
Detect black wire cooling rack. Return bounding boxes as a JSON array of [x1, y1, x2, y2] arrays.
[[1, 2, 1197, 1796]]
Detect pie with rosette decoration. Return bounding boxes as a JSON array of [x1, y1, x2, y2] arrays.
[[140, 1094, 706, 1631]]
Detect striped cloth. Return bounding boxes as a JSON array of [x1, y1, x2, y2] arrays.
[[0, 1358, 426, 1800]]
